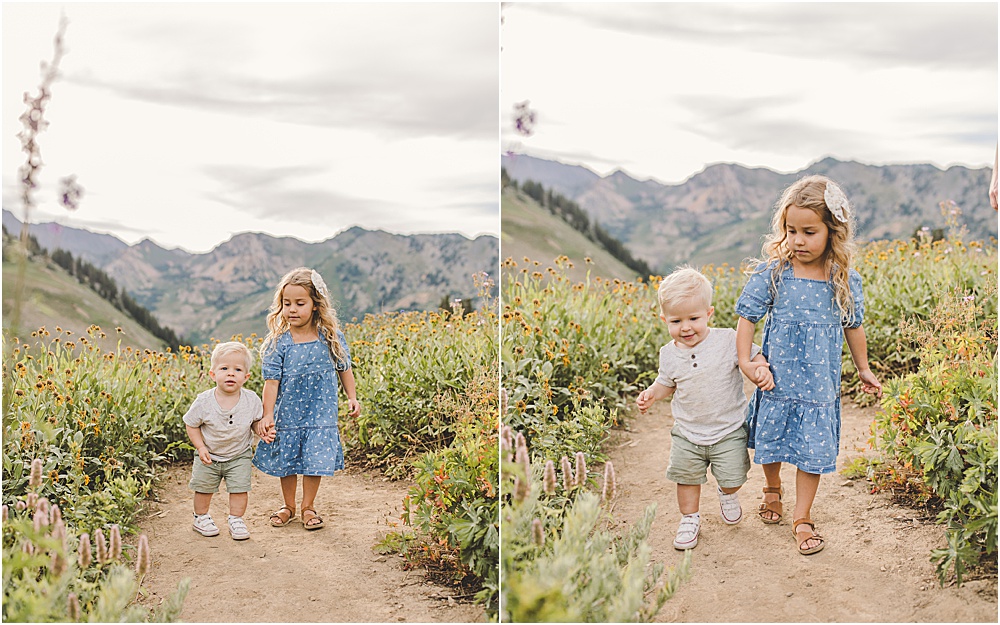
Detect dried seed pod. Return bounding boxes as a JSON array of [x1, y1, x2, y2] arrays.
[[560, 456, 574, 492], [513, 476, 530, 504], [94, 528, 108, 565], [68, 593, 80, 621], [574, 452, 587, 488], [602, 461, 617, 502], [28, 458, 43, 488], [78, 533, 92, 568], [135, 534, 151, 577], [50, 551, 67, 576], [49, 504, 62, 526], [543, 460, 556, 496], [109, 525, 121, 561], [531, 518, 545, 546]]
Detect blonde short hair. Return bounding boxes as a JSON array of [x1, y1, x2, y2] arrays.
[[657, 266, 713, 316], [210, 341, 253, 371]]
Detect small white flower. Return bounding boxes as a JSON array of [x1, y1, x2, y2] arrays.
[[824, 182, 850, 223]]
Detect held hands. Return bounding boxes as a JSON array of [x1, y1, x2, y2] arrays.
[[750, 361, 775, 391], [256, 416, 277, 443], [197, 446, 213, 465], [858, 368, 883, 398]]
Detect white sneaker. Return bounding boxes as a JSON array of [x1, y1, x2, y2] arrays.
[[718, 487, 743, 525], [228, 515, 250, 541], [192, 513, 219, 537], [673, 513, 700, 550]]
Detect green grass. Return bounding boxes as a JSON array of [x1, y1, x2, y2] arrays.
[[502, 188, 639, 282], [2, 256, 165, 352]]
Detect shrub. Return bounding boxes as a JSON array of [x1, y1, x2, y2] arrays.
[[869, 282, 997, 584], [501, 429, 689, 622]]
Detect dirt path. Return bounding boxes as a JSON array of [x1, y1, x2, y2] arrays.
[[138, 464, 484, 623], [606, 381, 998, 623]]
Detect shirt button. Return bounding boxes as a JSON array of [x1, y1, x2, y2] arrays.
[[693, 363, 698, 367], [691, 354, 696, 359]]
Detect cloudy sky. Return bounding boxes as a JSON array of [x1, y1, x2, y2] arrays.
[[3, 3, 499, 253], [501, 2, 998, 184]]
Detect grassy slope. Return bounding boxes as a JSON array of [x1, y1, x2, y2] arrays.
[[3, 255, 166, 352], [501, 188, 640, 282]]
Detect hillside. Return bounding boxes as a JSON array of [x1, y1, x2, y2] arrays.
[[501, 187, 639, 282], [2, 254, 167, 352], [503, 154, 997, 271], [3, 211, 499, 343]]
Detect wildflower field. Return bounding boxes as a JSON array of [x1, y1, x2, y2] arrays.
[[501, 230, 997, 618], [3, 283, 499, 620]]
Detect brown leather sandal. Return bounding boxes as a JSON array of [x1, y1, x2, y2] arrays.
[[302, 507, 324, 530], [269, 505, 295, 527], [758, 486, 783, 524], [792, 517, 825, 555]]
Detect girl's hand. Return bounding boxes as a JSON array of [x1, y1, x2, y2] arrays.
[[346, 398, 361, 418], [858, 369, 882, 398]]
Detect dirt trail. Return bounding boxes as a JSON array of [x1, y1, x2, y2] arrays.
[[606, 381, 997, 623], [139, 465, 484, 623]]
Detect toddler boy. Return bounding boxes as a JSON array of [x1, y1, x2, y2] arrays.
[[184, 341, 270, 540], [637, 267, 773, 550]]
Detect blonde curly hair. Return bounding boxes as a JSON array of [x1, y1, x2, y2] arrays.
[[746, 175, 858, 324], [260, 267, 348, 365]]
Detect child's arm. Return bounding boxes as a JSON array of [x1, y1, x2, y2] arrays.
[[338, 369, 361, 418], [737, 317, 773, 390], [844, 326, 882, 397], [185, 425, 213, 465], [637, 382, 674, 414], [257, 380, 279, 438]]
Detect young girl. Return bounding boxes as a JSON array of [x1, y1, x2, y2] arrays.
[[253, 267, 361, 530], [735, 175, 881, 555]]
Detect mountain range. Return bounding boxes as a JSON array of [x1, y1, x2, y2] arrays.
[[501, 153, 997, 272], [3, 209, 498, 343]]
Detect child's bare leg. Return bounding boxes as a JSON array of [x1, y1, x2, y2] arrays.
[[793, 468, 822, 550], [194, 492, 213, 515], [720, 485, 741, 494], [761, 462, 782, 521], [279, 475, 298, 510], [228, 492, 248, 517], [301, 475, 321, 511], [676, 484, 701, 515]]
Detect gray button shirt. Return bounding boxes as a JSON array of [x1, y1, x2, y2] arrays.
[[182, 387, 263, 462], [654, 327, 761, 445]]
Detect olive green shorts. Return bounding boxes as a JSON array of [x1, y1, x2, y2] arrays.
[[189, 447, 253, 494], [666, 426, 750, 489]]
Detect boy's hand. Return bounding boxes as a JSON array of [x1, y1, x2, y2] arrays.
[[752, 362, 775, 391], [346, 398, 361, 418], [858, 369, 882, 398], [636, 389, 656, 414], [197, 446, 213, 465]]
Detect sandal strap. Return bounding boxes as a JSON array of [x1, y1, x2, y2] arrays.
[[792, 517, 817, 532], [762, 486, 783, 496], [271, 506, 294, 518]]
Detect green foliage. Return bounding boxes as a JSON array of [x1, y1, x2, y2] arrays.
[[869, 282, 997, 585], [344, 304, 497, 478], [501, 433, 689, 622], [2, 488, 188, 622], [400, 371, 499, 614], [2, 326, 208, 533]]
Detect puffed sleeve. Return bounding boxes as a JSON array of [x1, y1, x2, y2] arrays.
[[261, 335, 285, 381], [735, 266, 775, 323], [844, 270, 865, 329], [654, 345, 676, 388], [334, 330, 353, 372]]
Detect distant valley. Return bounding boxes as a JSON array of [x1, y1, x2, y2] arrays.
[[3, 210, 498, 344], [502, 153, 997, 272]]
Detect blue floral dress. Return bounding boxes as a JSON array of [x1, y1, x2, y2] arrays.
[[735, 263, 864, 474], [252, 330, 352, 477]]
